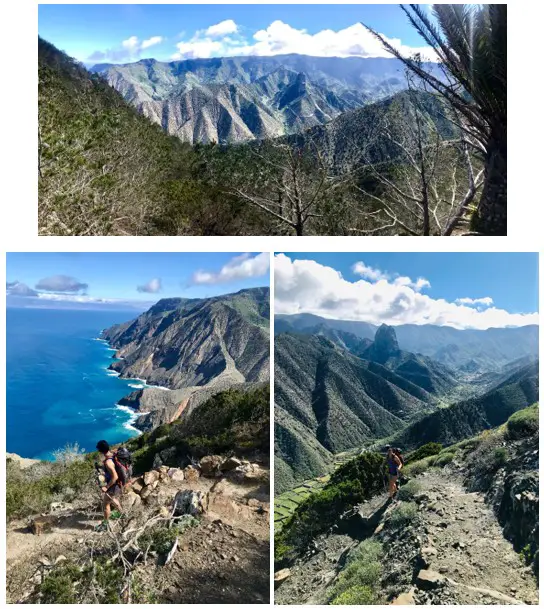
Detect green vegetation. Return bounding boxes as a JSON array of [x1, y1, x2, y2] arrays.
[[434, 452, 455, 467], [39, 558, 125, 604], [397, 479, 422, 501], [274, 452, 385, 566], [139, 516, 198, 554], [493, 447, 508, 467], [126, 385, 269, 474], [406, 442, 443, 464], [506, 403, 539, 440], [390, 502, 419, 527], [6, 454, 95, 521], [329, 540, 383, 605]]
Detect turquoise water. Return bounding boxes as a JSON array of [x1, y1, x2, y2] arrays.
[[6, 307, 143, 460]]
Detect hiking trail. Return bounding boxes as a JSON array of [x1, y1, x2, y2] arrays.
[[275, 469, 539, 605]]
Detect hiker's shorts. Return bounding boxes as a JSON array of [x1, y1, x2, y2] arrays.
[[103, 484, 122, 505]]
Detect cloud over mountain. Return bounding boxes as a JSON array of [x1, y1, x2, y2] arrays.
[[137, 278, 162, 293], [274, 254, 538, 330], [191, 253, 269, 285]]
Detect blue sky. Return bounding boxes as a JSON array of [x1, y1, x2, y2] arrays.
[[38, 4, 435, 65], [7, 252, 269, 310], [275, 253, 539, 330]]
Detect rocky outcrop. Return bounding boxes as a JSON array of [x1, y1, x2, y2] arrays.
[[102, 288, 270, 432]]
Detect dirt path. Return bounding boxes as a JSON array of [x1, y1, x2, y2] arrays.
[[275, 470, 539, 605], [7, 471, 270, 604], [388, 470, 539, 605]]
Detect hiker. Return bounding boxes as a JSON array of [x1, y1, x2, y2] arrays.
[[95, 440, 123, 527], [386, 445, 402, 500]]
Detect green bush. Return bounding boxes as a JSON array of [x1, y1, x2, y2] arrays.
[[390, 502, 418, 527], [434, 452, 455, 467], [455, 437, 482, 452], [331, 585, 379, 605], [406, 442, 443, 464], [138, 516, 198, 554], [493, 447, 508, 467], [506, 404, 539, 440], [274, 452, 385, 565], [329, 540, 383, 605], [403, 455, 436, 477], [398, 479, 422, 501], [6, 455, 95, 521], [39, 559, 124, 604]]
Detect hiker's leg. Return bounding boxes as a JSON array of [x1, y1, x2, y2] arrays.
[[388, 476, 394, 498], [103, 494, 112, 520]]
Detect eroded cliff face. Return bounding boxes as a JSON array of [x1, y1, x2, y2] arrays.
[[103, 288, 270, 431]]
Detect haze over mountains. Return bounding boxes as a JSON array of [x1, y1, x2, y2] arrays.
[[102, 287, 270, 431], [275, 317, 539, 493], [93, 54, 441, 144]]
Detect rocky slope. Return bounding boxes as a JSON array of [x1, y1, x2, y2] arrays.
[[94, 54, 440, 145], [275, 407, 539, 605], [102, 287, 269, 431], [274, 331, 439, 493], [6, 456, 269, 604], [276, 314, 539, 372]]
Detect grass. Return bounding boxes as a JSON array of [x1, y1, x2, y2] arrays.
[[390, 502, 418, 527], [397, 479, 422, 501], [329, 540, 383, 605], [506, 403, 539, 440], [434, 452, 455, 467], [6, 454, 96, 521], [406, 442, 443, 464], [403, 455, 436, 477]]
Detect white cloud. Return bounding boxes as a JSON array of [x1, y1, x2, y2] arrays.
[[141, 36, 164, 50], [352, 262, 388, 282], [137, 278, 162, 294], [205, 20, 238, 38], [172, 19, 437, 61], [455, 296, 494, 307], [191, 253, 269, 285], [274, 255, 538, 330], [352, 261, 430, 292], [88, 35, 164, 63]]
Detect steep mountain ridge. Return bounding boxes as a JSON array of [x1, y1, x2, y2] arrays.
[[274, 331, 439, 493], [276, 314, 539, 371], [94, 54, 440, 144], [101, 287, 270, 430], [392, 361, 539, 450]]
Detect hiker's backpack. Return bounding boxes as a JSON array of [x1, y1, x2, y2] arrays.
[[393, 448, 405, 466], [110, 447, 133, 487]]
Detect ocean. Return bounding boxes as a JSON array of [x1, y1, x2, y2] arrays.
[[6, 307, 144, 460]]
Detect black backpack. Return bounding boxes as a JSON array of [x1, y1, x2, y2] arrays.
[[109, 447, 133, 486]]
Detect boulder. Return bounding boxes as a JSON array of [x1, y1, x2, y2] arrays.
[[274, 568, 291, 589], [143, 470, 160, 486], [184, 465, 201, 483], [230, 463, 269, 484], [159, 446, 179, 465], [415, 569, 445, 590], [168, 468, 184, 482], [152, 453, 163, 469], [140, 485, 153, 500], [131, 478, 145, 494], [172, 489, 207, 516], [392, 588, 416, 605], [124, 491, 142, 510], [220, 457, 242, 472], [200, 455, 225, 477]]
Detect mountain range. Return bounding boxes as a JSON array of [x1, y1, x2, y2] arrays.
[[275, 319, 539, 493], [275, 313, 539, 371], [101, 287, 270, 431], [93, 54, 441, 145]]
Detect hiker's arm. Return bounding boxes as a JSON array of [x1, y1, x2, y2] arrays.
[[395, 455, 402, 469], [104, 460, 118, 491]]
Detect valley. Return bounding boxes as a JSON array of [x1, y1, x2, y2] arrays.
[[37, 5, 507, 236]]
